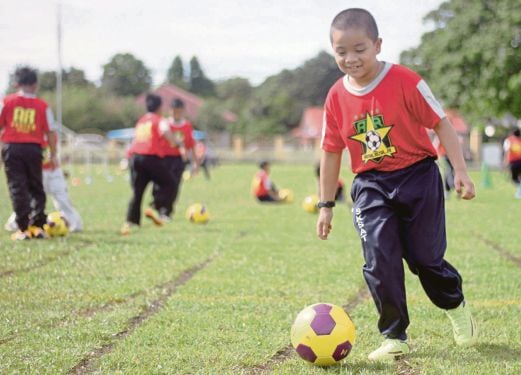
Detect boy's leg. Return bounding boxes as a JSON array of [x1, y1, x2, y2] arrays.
[[150, 156, 174, 213], [164, 156, 185, 217], [351, 177, 409, 341], [4, 212, 18, 232], [444, 156, 455, 192], [2, 144, 32, 231], [45, 169, 83, 231], [148, 156, 175, 217], [399, 160, 463, 309], [126, 155, 150, 225], [26, 147, 46, 229], [201, 158, 210, 180]]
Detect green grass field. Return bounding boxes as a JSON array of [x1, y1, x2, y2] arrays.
[[0, 163, 520, 374]]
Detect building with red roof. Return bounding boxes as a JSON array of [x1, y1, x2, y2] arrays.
[[136, 84, 237, 123], [292, 107, 324, 147]]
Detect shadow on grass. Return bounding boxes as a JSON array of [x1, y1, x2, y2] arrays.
[[474, 342, 521, 361], [334, 359, 390, 373]]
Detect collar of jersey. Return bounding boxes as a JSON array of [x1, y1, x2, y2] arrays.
[[342, 61, 392, 96], [17, 90, 37, 98], [169, 117, 186, 126]]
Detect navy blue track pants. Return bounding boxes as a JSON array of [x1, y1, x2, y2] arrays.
[[2, 143, 47, 231], [350, 158, 464, 340]]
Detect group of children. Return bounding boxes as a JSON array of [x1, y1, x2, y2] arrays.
[[10, 6, 521, 361], [120, 95, 200, 235], [0, 67, 82, 240]]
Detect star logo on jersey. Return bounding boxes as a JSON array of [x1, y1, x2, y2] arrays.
[[349, 112, 397, 163]]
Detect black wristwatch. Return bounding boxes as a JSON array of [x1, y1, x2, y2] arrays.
[[317, 201, 336, 208]]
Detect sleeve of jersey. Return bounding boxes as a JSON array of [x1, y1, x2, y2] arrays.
[[45, 107, 56, 131], [320, 99, 345, 153], [158, 118, 170, 135], [408, 79, 446, 129], [0, 99, 5, 128]]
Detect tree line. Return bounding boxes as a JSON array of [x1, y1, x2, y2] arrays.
[[5, 52, 342, 137], [4, 0, 519, 137]]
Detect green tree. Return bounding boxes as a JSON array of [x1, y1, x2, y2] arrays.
[[39, 71, 58, 92], [400, 0, 521, 120], [236, 51, 341, 137], [101, 53, 151, 96], [196, 99, 229, 132], [41, 86, 141, 133], [166, 55, 187, 89], [8, 67, 92, 93], [189, 56, 215, 97], [216, 77, 252, 113]]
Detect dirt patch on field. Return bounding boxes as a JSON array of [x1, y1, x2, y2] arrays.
[[68, 254, 217, 375]]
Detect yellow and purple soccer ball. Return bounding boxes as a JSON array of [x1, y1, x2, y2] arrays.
[[278, 188, 294, 203], [44, 211, 69, 237], [302, 194, 319, 213], [291, 303, 356, 366], [185, 203, 210, 224]]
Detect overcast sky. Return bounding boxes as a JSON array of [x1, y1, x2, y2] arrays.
[[0, 0, 444, 93]]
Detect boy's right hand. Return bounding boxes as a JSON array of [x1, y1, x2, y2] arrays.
[[317, 208, 333, 240]]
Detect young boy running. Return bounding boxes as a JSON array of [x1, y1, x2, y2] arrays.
[[0, 66, 58, 240], [316, 8, 477, 360], [145, 98, 196, 224], [121, 94, 177, 235]]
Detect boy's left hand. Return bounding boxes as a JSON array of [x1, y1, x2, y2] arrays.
[[316, 208, 333, 240], [454, 172, 475, 200]]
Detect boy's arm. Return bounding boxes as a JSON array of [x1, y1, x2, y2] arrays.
[[317, 151, 342, 240], [433, 118, 475, 200], [47, 130, 59, 168]]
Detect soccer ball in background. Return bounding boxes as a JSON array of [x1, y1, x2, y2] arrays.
[[365, 131, 382, 151], [291, 303, 356, 366], [185, 203, 210, 224], [302, 195, 319, 213], [44, 211, 69, 237], [278, 188, 294, 203]]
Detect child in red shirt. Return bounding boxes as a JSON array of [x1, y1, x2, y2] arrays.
[[0, 67, 58, 240], [317, 8, 477, 360]]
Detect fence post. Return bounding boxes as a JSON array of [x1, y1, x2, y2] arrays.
[[233, 136, 243, 160], [274, 136, 285, 161]]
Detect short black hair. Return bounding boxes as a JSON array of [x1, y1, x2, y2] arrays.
[[513, 128, 521, 137], [259, 160, 270, 169], [171, 98, 185, 108], [15, 66, 38, 86], [331, 8, 379, 42], [145, 93, 162, 113]]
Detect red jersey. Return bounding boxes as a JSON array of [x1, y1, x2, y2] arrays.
[[251, 170, 272, 197], [504, 135, 521, 163], [159, 118, 195, 157], [128, 113, 166, 157], [0, 92, 50, 145], [321, 63, 442, 173]]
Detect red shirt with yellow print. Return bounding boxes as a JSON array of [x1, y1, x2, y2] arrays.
[[0, 93, 50, 145], [129, 113, 165, 157], [159, 118, 195, 157], [321, 63, 441, 173], [505, 135, 521, 163]]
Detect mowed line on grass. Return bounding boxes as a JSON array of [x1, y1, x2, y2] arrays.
[[0, 165, 520, 374]]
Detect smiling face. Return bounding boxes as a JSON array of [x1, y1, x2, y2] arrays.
[[331, 26, 382, 88]]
